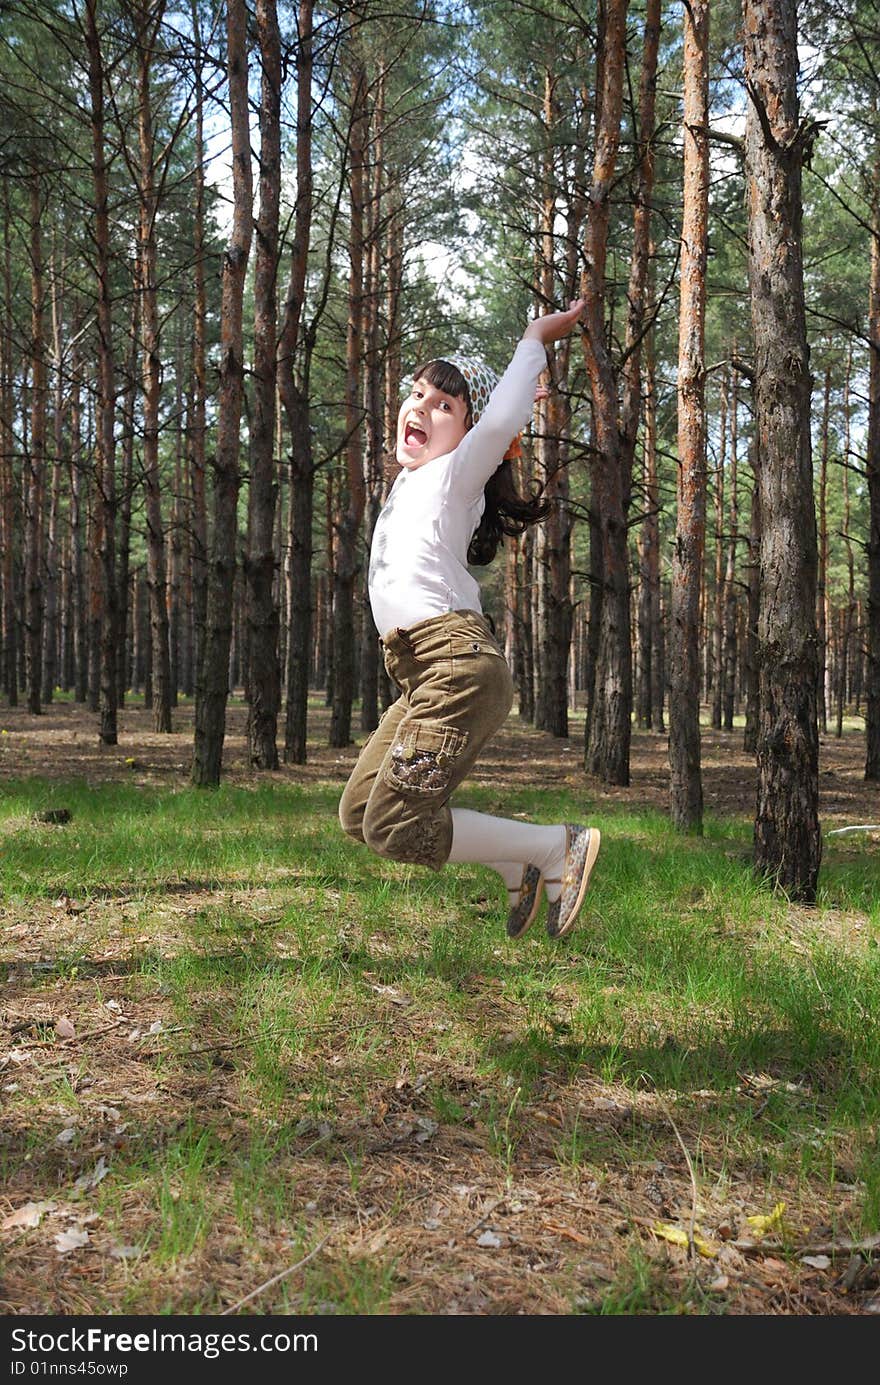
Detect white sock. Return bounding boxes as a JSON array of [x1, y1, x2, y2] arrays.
[[488, 860, 530, 899], [448, 809, 567, 901]]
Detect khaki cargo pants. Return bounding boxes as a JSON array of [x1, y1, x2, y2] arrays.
[[338, 609, 514, 870]]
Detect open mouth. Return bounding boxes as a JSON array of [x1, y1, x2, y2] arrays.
[[404, 424, 427, 448]]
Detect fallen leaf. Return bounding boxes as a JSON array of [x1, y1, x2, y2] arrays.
[[73, 1156, 109, 1194], [707, 1274, 730, 1291], [544, 1221, 593, 1246], [2, 1200, 57, 1231], [802, 1254, 832, 1270], [108, 1244, 139, 1260], [746, 1201, 786, 1238], [55, 1226, 90, 1254], [55, 1127, 77, 1146], [148, 1020, 163, 1035], [653, 1221, 717, 1258], [476, 1231, 503, 1248], [55, 1017, 76, 1040]]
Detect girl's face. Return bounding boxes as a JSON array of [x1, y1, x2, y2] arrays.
[[395, 377, 470, 470]]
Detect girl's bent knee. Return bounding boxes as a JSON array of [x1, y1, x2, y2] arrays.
[[363, 811, 450, 871], [338, 793, 365, 843]]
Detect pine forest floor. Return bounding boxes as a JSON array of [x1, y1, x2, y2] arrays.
[[1, 695, 879, 1317]]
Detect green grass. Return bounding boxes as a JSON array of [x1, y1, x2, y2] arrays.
[[2, 764, 879, 1314]]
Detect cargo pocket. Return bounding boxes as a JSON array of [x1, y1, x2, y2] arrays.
[[384, 721, 468, 797]]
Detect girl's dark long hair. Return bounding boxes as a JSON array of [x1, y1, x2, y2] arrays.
[[467, 457, 550, 566], [393, 358, 549, 566]]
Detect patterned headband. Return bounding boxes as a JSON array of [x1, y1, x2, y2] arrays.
[[441, 356, 499, 425]]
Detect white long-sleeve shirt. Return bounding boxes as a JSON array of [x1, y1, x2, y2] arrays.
[[368, 338, 547, 638]]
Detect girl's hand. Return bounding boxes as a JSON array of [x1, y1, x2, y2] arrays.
[[523, 298, 586, 346], [534, 384, 551, 404]]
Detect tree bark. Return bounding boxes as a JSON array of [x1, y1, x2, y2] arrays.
[[192, 0, 253, 786], [84, 0, 119, 743], [581, 0, 632, 785], [722, 367, 739, 731], [637, 319, 662, 730], [115, 265, 139, 707], [710, 373, 727, 730], [68, 327, 87, 703], [280, 0, 314, 765], [866, 150, 880, 779], [817, 362, 830, 736], [329, 56, 368, 749], [42, 244, 65, 706], [245, 0, 282, 769], [534, 69, 573, 739], [837, 346, 855, 739], [135, 0, 172, 732], [742, 442, 760, 753], [359, 69, 386, 736], [629, 0, 662, 736], [169, 328, 184, 705], [24, 175, 46, 716], [670, 0, 710, 832], [0, 183, 17, 706], [188, 0, 208, 702], [744, 0, 821, 898]]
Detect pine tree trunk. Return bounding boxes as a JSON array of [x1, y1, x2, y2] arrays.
[[85, 0, 119, 743], [581, 0, 632, 785], [136, 4, 172, 733], [279, 0, 314, 765], [710, 375, 727, 730], [359, 70, 386, 736], [0, 185, 17, 706], [837, 355, 853, 739], [329, 58, 368, 749], [745, 0, 821, 898], [132, 573, 145, 694], [642, 319, 665, 731], [627, 0, 661, 738], [722, 367, 739, 731], [534, 69, 572, 738], [116, 266, 138, 708], [68, 337, 87, 703], [670, 0, 709, 832], [866, 150, 880, 779], [245, 0, 282, 770], [168, 332, 184, 706], [42, 246, 64, 706], [24, 175, 46, 716], [188, 0, 208, 701], [192, 0, 253, 786], [817, 364, 830, 735], [743, 444, 761, 753]]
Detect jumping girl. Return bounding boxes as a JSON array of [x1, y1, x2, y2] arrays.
[[339, 300, 600, 940]]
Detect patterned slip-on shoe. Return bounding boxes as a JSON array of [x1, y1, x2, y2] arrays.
[[545, 825, 601, 940], [505, 863, 545, 939]]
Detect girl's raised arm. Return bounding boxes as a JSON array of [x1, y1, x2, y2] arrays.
[[455, 300, 586, 501]]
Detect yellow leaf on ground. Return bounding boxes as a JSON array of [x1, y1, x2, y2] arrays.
[[745, 1201, 786, 1238], [653, 1221, 717, 1258]]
